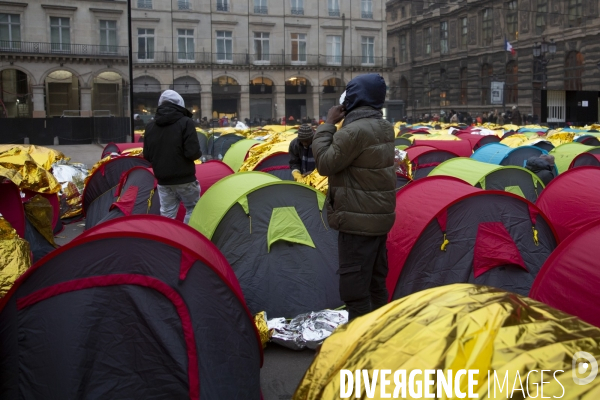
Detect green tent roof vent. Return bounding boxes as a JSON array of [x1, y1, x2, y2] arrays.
[[267, 207, 315, 252]]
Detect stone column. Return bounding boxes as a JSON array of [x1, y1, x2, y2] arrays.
[[240, 89, 250, 121], [275, 90, 286, 122], [312, 87, 320, 121], [32, 85, 46, 118], [200, 88, 212, 119], [80, 87, 92, 117]]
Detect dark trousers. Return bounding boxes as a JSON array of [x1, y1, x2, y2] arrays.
[[337, 232, 389, 320]]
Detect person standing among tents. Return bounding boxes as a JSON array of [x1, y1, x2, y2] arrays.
[[312, 73, 396, 321], [143, 90, 201, 224], [289, 124, 316, 181], [525, 154, 556, 186]]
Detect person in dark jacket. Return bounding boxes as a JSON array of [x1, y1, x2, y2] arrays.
[[525, 155, 555, 186], [313, 73, 396, 320], [289, 124, 315, 181], [143, 90, 201, 224], [511, 106, 522, 125]]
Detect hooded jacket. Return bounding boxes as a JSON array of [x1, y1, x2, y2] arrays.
[[313, 74, 396, 236], [143, 102, 201, 185], [525, 157, 555, 186]]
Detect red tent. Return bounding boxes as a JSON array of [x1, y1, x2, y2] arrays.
[[535, 167, 600, 242], [412, 139, 473, 157], [530, 219, 600, 327], [387, 176, 557, 300], [405, 146, 459, 179], [569, 153, 600, 169], [101, 143, 143, 159], [454, 133, 501, 151], [194, 160, 234, 192]]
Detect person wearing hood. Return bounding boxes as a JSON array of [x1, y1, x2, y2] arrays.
[[525, 154, 555, 186], [312, 73, 396, 320], [289, 124, 315, 181], [143, 90, 201, 224]]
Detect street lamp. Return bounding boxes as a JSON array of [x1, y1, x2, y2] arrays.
[[533, 38, 556, 90]]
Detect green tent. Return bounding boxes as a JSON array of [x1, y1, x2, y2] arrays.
[[550, 143, 599, 174], [187, 171, 341, 318], [429, 157, 545, 203], [189, 171, 280, 239], [222, 139, 262, 172]]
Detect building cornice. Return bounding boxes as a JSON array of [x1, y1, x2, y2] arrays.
[[284, 23, 311, 29], [0, 1, 27, 7], [89, 8, 124, 14], [131, 18, 160, 22], [41, 4, 77, 11], [211, 20, 238, 26], [173, 19, 200, 23], [355, 26, 382, 32], [320, 25, 349, 30], [249, 22, 276, 27]]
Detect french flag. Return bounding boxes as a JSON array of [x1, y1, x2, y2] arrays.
[[505, 39, 516, 56]]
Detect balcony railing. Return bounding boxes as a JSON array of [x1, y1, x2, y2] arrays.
[[216, 3, 228, 11], [254, 6, 268, 14], [178, 0, 190, 10], [133, 52, 393, 68], [361, 11, 373, 19], [291, 7, 304, 15], [0, 41, 128, 57], [329, 9, 340, 16]]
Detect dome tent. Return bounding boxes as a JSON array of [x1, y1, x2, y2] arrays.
[[101, 142, 143, 158], [96, 166, 160, 225], [222, 139, 262, 172], [386, 176, 557, 300], [569, 152, 600, 169], [412, 139, 473, 157], [0, 216, 263, 399], [83, 156, 151, 229], [454, 132, 501, 151], [429, 157, 545, 203], [471, 143, 548, 168], [405, 145, 459, 179], [188, 172, 341, 318], [535, 167, 600, 242], [530, 219, 600, 327]]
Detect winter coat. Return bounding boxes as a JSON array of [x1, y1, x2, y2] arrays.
[[313, 106, 396, 236], [288, 138, 315, 174], [143, 102, 201, 185], [525, 157, 555, 186], [511, 109, 522, 125]]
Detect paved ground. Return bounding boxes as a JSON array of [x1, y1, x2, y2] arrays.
[[48, 144, 315, 399]]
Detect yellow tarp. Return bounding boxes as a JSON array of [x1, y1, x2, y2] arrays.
[[0, 217, 31, 298], [294, 284, 600, 400], [0, 145, 67, 170], [0, 147, 61, 193], [500, 134, 530, 148]]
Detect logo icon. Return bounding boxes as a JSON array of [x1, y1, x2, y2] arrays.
[[572, 351, 598, 385]]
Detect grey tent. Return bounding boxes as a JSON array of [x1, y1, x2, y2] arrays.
[[188, 172, 342, 318]]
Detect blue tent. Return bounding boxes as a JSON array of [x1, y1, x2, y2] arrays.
[[471, 143, 549, 168]]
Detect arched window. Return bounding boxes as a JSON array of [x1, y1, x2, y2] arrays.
[[565, 51, 584, 91], [460, 68, 468, 105], [506, 61, 518, 104], [481, 64, 492, 105]]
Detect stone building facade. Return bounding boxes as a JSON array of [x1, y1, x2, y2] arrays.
[[0, 0, 129, 118], [386, 0, 600, 123], [130, 0, 391, 122]]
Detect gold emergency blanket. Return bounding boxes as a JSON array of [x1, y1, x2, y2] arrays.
[[0, 147, 61, 193], [0, 217, 31, 298], [239, 132, 296, 172], [294, 284, 600, 400], [23, 195, 58, 248], [0, 144, 67, 170], [297, 170, 328, 194], [254, 311, 271, 349]]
